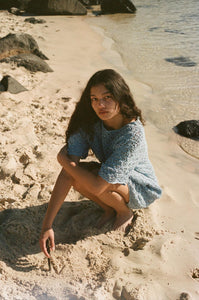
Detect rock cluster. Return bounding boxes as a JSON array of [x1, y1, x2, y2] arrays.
[[0, 0, 87, 15], [0, 33, 53, 73], [0, 0, 136, 15]]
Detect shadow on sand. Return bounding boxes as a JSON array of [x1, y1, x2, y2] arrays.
[[0, 200, 107, 272]]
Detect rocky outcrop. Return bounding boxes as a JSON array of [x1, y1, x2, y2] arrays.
[[0, 75, 28, 94], [0, 0, 31, 10], [101, 0, 136, 14], [27, 0, 87, 15], [0, 0, 87, 15], [79, 0, 100, 5], [0, 33, 53, 73], [1, 54, 53, 73], [175, 120, 199, 139], [0, 33, 48, 60]]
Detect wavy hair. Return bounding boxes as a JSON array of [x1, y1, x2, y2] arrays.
[[65, 69, 144, 144]]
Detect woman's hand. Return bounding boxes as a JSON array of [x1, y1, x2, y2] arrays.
[[39, 228, 55, 258]]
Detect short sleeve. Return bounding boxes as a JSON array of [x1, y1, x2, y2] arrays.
[[99, 126, 144, 185], [67, 130, 89, 159]]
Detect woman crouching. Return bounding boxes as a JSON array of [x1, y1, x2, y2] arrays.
[[40, 69, 162, 257]]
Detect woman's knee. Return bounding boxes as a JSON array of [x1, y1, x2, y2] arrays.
[[101, 184, 129, 204]]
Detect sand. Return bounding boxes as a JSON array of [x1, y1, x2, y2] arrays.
[[0, 10, 199, 300]]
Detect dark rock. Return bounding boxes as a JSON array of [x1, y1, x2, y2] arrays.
[[0, 75, 27, 94], [27, 0, 87, 15], [0, 0, 31, 10], [165, 56, 197, 67], [174, 120, 199, 140], [1, 53, 53, 73], [0, 33, 48, 61], [0, 0, 20, 9], [92, 10, 102, 16], [90, 0, 100, 4], [101, 0, 136, 14], [24, 17, 46, 24], [80, 0, 100, 5], [0, 82, 5, 92], [0, 33, 52, 73], [0, 0, 88, 15], [79, 0, 90, 5]]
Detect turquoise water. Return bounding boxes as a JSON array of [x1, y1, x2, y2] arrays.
[[88, 0, 199, 131]]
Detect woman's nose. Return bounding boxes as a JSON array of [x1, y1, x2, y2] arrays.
[[98, 98, 105, 106]]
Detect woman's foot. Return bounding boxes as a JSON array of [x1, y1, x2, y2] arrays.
[[97, 208, 115, 228], [113, 209, 134, 232]]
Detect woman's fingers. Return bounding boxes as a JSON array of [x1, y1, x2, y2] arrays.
[[49, 233, 55, 252], [41, 238, 50, 258], [39, 229, 55, 258]]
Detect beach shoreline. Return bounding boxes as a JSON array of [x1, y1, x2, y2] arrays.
[[0, 10, 199, 300]]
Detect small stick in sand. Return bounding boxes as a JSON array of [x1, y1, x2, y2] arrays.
[[46, 238, 51, 271]]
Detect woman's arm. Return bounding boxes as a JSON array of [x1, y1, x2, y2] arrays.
[[57, 147, 110, 196], [40, 152, 80, 257]]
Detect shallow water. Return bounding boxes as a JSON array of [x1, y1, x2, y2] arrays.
[[88, 0, 199, 132]]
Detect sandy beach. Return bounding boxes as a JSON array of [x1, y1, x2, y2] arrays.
[[0, 9, 199, 300]]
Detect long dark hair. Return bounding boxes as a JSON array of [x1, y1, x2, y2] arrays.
[[65, 69, 144, 144]]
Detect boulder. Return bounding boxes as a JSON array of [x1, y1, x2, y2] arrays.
[[27, 0, 87, 15], [0, 33, 53, 73], [0, 75, 28, 94], [79, 0, 100, 5], [0, 33, 48, 61], [0, 0, 31, 10], [101, 0, 136, 14], [175, 120, 199, 139], [0, 0, 20, 9], [1, 53, 53, 73], [90, 0, 100, 4], [79, 0, 90, 6]]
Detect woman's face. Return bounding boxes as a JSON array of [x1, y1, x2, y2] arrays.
[[90, 84, 121, 122]]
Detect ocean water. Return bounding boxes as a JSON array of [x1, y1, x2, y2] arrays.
[[87, 0, 199, 132]]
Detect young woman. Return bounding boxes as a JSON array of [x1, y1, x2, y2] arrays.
[[40, 69, 162, 257]]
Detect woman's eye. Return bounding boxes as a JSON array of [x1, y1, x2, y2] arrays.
[[91, 98, 97, 101], [105, 95, 112, 100]]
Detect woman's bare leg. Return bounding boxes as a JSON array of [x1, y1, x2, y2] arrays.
[[73, 179, 133, 231], [76, 162, 115, 227], [99, 189, 133, 231], [73, 183, 115, 227], [73, 161, 133, 231]]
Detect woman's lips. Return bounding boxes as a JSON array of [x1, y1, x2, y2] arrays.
[[98, 110, 108, 114]]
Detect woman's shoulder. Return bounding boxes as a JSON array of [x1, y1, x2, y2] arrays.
[[121, 118, 144, 137], [112, 119, 145, 148]]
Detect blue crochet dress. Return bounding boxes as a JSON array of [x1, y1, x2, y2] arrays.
[[67, 119, 162, 209]]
